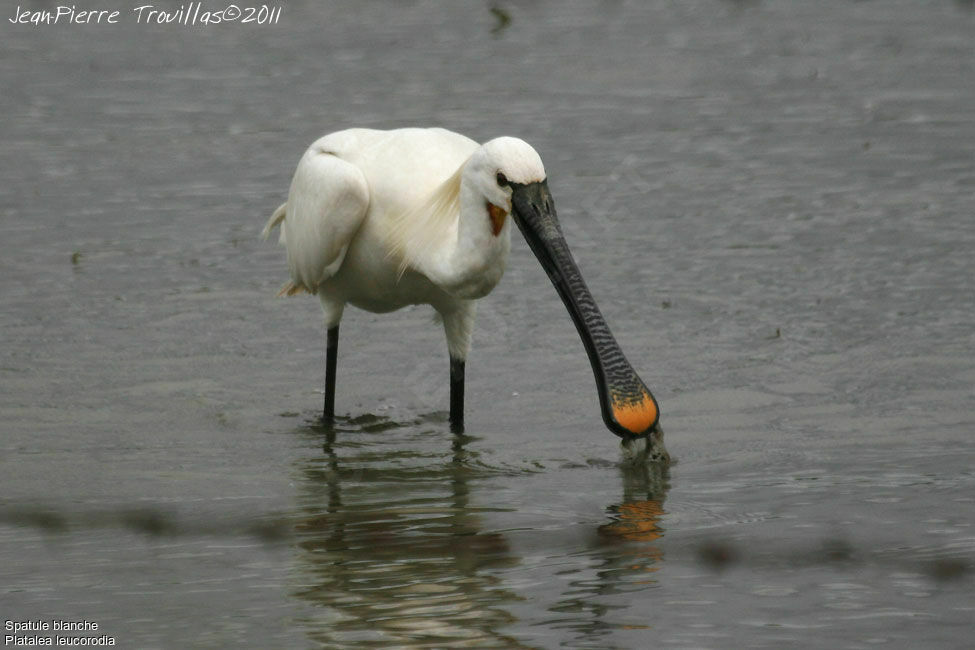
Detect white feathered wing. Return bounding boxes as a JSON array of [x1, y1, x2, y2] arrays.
[[262, 147, 369, 295]]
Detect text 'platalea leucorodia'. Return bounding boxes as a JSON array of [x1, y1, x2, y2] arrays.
[[263, 128, 663, 453]]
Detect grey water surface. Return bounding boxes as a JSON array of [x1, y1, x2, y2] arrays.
[[2, 1, 974, 648]]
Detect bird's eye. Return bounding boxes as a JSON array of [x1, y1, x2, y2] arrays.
[[496, 171, 509, 188]]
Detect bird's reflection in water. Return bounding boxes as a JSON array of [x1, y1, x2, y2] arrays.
[[548, 458, 670, 643], [289, 418, 532, 649], [598, 459, 669, 574]]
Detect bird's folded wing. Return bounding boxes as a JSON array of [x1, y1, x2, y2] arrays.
[[276, 151, 369, 294]]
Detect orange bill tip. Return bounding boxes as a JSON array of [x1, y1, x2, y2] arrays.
[[611, 393, 659, 436]]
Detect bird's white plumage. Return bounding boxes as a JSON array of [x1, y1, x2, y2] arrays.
[[263, 127, 547, 360], [274, 150, 369, 292]]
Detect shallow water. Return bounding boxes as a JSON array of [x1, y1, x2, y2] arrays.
[[2, 1, 974, 647]]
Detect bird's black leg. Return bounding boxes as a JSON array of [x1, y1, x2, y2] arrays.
[[449, 356, 465, 434], [324, 325, 339, 423]]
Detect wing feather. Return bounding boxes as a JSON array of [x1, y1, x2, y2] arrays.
[[386, 161, 464, 279], [266, 148, 369, 294]]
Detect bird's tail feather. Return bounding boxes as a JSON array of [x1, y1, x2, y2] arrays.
[[277, 282, 309, 297], [263, 203, 310, 296], [261, 202, 287, 241]]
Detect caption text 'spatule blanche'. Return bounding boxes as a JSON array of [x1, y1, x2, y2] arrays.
[[5, 619, 115, 646]]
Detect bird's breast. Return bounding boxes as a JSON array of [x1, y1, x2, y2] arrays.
[[442, 260, 505, 300], [325, 230, 445, 312]]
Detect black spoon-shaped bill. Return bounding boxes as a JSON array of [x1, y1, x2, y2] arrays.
[[509, 180, 660, 438]]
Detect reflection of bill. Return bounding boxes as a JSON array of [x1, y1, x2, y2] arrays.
[[598, 499, 666, 582], [600, 499, 665, 544], [597, 461, 670, 582], [544, 462, 670, 642]]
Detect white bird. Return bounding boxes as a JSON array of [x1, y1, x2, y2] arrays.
[[263, 127, 662, 448]]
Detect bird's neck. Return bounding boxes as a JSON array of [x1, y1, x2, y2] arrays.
[[428, 179, 510, 300]]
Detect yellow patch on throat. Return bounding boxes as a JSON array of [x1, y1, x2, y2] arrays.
[[487, 202, 508, 237]]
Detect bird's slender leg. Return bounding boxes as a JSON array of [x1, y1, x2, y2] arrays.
[[324, 325, 339, 422], [449, 356, 465, 434]]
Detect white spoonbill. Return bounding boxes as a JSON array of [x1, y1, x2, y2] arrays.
[[263, 127, 662, 446]]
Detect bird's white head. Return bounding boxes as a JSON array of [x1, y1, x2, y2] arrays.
[[465, 137, 546, 230], [475, 136, 546, 185]]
